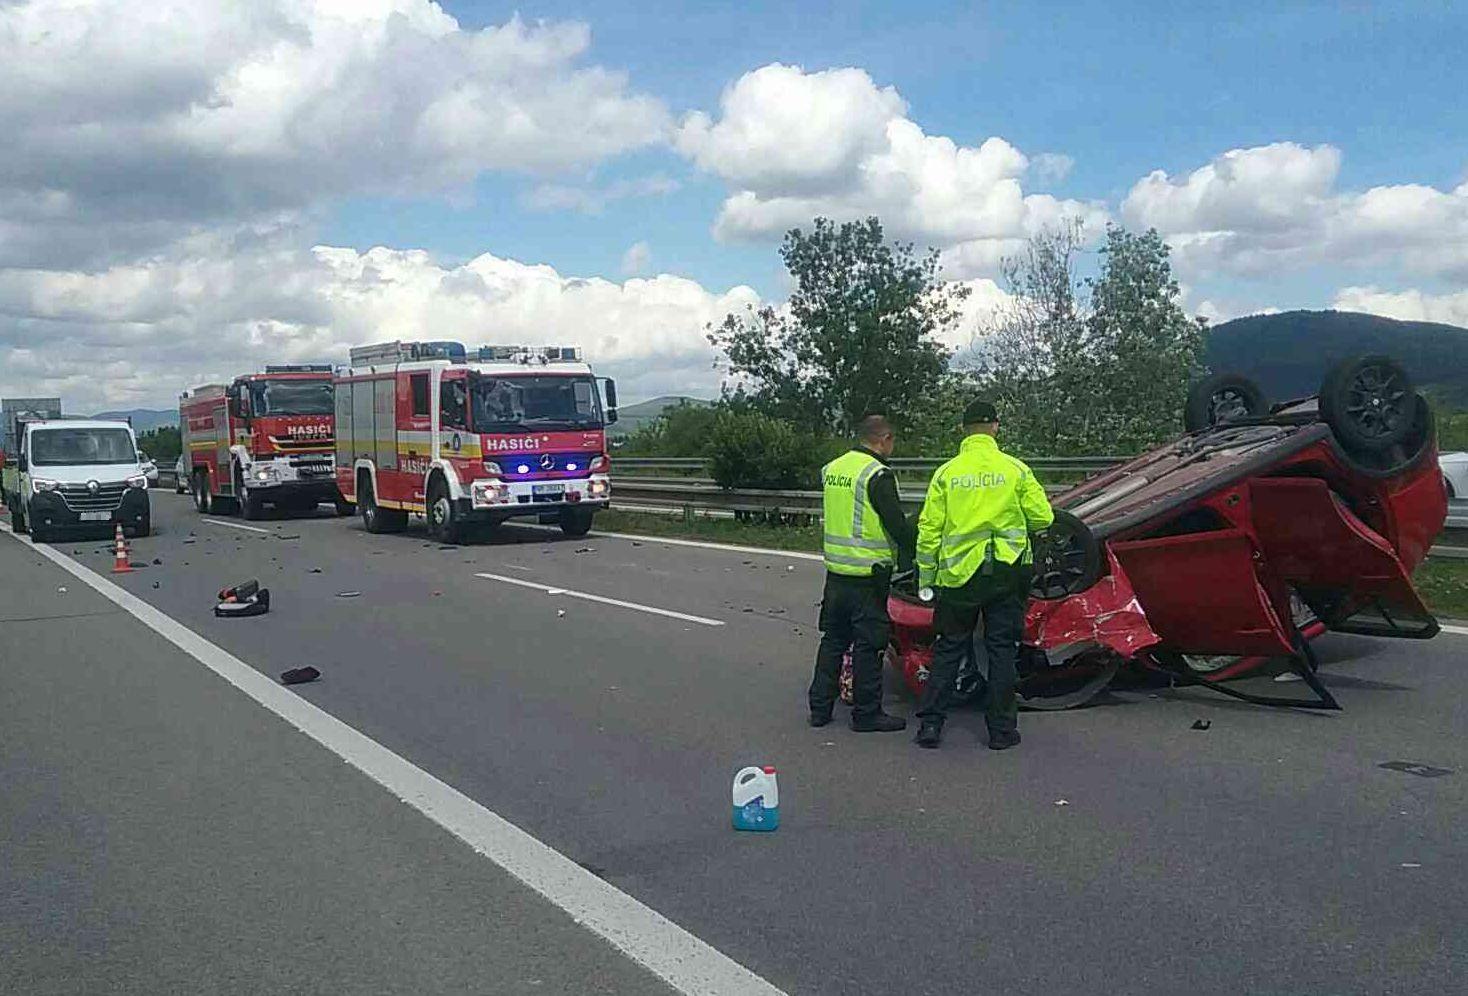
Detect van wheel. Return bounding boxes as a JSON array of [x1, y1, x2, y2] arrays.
[[131, 515, 151, 539], [359, 478, 406, 534], [426, 478, 464, 544]]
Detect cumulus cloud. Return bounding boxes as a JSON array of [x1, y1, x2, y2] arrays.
[[620, 241, 652, 276], [1122, 142, 1468, 279], [0, 237, 759, 410], [675, 63, 1106, 277], [1332, 286, 1468, 328], [0, 0, 670, 268], [523, 174, 679, 215]]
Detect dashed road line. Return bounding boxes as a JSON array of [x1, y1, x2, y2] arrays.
[[199, 518, 272, 535], [1, 523, 781, 996], [475, 572, 726, 626]]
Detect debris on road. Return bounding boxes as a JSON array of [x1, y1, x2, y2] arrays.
[[309, 568, 322, 574], [56, 586, 67, 594], [556, 609, 566, 618], [151, 558, 162, 565], [152, 582, 160, 589], [1054, 799, 1069, 807], [215, 587, 270, 617], [336, 591, 361, 598], [573, 546, 596, 554], [1401, 862, 1422, 868], [1191, 719, 1212, 731], [280, 666, 320, 685]]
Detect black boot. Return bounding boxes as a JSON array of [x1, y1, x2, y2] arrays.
[[915, 719, 943, 749], [988, 729, 1021, 751], [850, 712, 906, 733]]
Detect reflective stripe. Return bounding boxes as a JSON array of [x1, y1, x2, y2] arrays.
[[824, 551, 885, 568], [824, 533, 891, 549], [850, 461, 880, 539], [942, 528, 993, 546]]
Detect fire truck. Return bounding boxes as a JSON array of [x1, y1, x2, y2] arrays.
[[180, 365, 348, 519], [334, 341, 617, 541]]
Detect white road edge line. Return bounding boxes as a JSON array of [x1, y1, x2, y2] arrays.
[[199, 518, 272, 535], [0, 523, 780, 996], [1442, 624, 1468, 637], [475, 572, 725, 626]]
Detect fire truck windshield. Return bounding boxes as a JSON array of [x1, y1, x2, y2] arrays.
[[471, 375, 603, 432], [247, 379, 334, 417]]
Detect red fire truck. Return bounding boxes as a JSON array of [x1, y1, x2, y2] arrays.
[[333, 341, 617, 541], [180, 365, 348, 519]]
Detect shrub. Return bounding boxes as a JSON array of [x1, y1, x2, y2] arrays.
[[707, 411, 837, 490]]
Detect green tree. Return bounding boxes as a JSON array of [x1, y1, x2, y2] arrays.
[[137, 425, 181, 464], [705, 410, 838, 490], [708, 217, 969, 435], [620, 402, 718, 456]]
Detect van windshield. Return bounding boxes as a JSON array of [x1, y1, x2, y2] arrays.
[[31, 428, 137, 466]]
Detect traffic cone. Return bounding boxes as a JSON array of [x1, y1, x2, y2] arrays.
[[112, 523, 133, 574]]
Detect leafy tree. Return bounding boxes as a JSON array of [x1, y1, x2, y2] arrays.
[[708, 217, 969, 435], [137, 425, 181, 464], [620, 402, 718, 457], [969, 222, 1206, 456], [705, 410, 839, 490]]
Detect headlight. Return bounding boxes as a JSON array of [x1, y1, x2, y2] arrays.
[[482, 461, 503, 476], [31, 478, 60, 493], [254, 466, 278, 481], [126, 474, 148, 489]]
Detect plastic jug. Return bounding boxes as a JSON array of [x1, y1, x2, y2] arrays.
[[732, 765, 779, 832]]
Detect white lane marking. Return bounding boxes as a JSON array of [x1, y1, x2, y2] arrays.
[[475, 572, 725, 627], [0, 523, 782, 996], [1442, 624, 1468, 637], [200, 518, 271, 535], [511, 522, 822, 562]]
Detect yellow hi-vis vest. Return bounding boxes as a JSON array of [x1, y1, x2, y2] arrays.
[[822, 449, 897, 577], [916, 433, 1055, 589]]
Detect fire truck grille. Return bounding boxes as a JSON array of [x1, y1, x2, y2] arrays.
[[58, 483, 128, 512], [290, 457, 333, 479]]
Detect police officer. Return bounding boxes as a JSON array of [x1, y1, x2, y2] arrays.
[[809, 414, 914, 732], [913, 399, 1053, 749]]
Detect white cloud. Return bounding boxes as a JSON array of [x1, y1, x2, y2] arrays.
[[1030, 153, 1075, 184], [0, 0, 671, 268], [523, 175, 679, 215], [1122, 142, 1468, 279], [0, 237, 759, 411], [620, 241, 652, 276], [1332, 286, 1468, 328], [676, 63, 1106, 277]]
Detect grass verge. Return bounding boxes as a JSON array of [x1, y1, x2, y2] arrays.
[[596, 509, 1468, 619]]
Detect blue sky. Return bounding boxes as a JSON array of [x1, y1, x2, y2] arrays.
[[323, 0, 1467, 304]]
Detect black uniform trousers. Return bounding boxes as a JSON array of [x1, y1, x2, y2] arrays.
[[915, 560, 1030, 736], [809, 570, 890, 722]]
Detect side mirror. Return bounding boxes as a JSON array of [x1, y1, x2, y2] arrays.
[[603, 378, 618, 425]]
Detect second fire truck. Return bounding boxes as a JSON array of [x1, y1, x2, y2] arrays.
[[333, 341, 617, 541], [181, 365, 348, 519]]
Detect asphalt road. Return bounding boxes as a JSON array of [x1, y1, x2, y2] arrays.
[[6, 492, 1468, 995]]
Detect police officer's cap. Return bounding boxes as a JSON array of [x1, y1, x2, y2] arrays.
[[962, 398, 999, 424]]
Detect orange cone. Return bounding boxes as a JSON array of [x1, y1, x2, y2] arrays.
[[112, 523, 133, 574]]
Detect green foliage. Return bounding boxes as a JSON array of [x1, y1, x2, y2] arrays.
[[618, 402, 719, 457], [705, 410, 839, 490], [1426, 394, 1468, 452], [708, 217, 968, 435], [971, 222, 1206, 456], [137, 425, 181, 464]]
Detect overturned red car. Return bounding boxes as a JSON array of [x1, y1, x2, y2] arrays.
[[883, 354, 1449, 711]]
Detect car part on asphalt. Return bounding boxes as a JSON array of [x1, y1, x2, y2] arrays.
[[280, 666, 320, 685]]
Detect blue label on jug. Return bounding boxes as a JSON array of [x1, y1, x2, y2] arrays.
[[733, 799, 779, 832]]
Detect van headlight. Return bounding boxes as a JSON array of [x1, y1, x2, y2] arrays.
[[31, 478, 60, 493], [126, 474, 149, 489]]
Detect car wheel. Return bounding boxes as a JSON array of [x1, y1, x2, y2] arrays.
[[426, 478, 463, 544], [1029, 509, 1102, 600], [359, 478, 405, 534], [1320, 354, 1417, 453], [558, 506, 595, 538], [237, 469, 265, 520], [1184, 372, 1269, 432], [1016, 643, 1121, 710]]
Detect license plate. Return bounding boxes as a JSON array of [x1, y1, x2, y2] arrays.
[[532, 483, 564, 496], [79, 511, 111, 521]]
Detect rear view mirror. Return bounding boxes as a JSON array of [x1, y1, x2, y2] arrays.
[[603, 378, 618, 425]]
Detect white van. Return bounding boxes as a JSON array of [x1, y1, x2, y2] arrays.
[[6, 419, 151, 542]]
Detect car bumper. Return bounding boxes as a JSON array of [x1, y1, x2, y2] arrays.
[[247, 479, 341, 503], [28, 488, 150, 530]]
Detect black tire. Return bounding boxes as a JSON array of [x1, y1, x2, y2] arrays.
[[559, 506, 594, 538], [426, 477, 463, 544], [359, 477, 406, 534], [132, 516, 151, 539], [1184, 372, 1269, 432], [1029, 509, 1103, 600], [1319, 354, 1416, 453], [237, 469, 265, 520], [1017, 645, 1121, 711]]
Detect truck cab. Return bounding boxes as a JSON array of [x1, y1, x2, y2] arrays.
[[5, 419, 151, 542]]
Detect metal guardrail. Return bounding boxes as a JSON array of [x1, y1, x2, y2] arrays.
[[616, 455, 1125, 477]]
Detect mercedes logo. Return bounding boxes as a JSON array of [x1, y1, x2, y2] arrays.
[[86, 480, 100, 493], [539, 453, 555, 471]]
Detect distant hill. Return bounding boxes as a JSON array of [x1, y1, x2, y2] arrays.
[[610, 395, 712, 437], [92, 408, 177, 433], [1207, 310, 1468, 406]]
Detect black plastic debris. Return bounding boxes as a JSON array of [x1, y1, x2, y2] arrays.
[[152, 582, 160, 589], [215, 588, 270, 617], [309, 568, 322, 574], [1379, 760, 1452, 778], [1191, 719, 1211, 731], [574, 547, 596, 554], [280, 666, 320, 685], [152, 558, 162, 565], [219, 579, 260, 601]]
